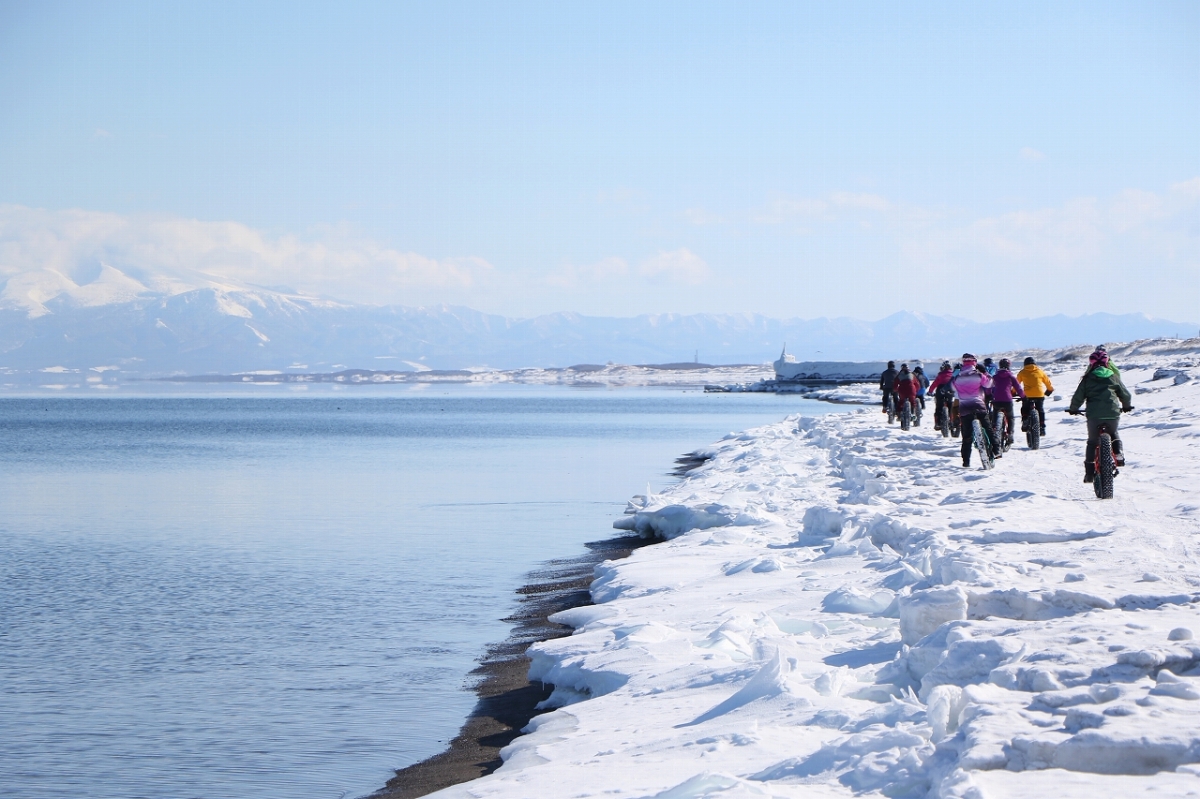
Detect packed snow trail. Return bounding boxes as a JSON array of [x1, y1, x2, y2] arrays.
[[427, 341, 1200, 799]]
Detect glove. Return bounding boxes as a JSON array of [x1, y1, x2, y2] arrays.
[[1122, 406, 1134, 413], [1067, 409, 1082, 416]]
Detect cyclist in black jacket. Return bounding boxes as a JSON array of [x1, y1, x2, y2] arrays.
[[879, 361, 898, 415]]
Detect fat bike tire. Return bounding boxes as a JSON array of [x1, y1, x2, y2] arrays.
[[1095, 433, 1116, 499], [1026, 407, 1040, 450], [938, 407, 950, 438], [900, 400, 911, 431], [887, 396, 896, 425], [972, 419, 994, 470], [914, 400, 923, 427]]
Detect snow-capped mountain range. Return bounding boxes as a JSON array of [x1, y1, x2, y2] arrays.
[[0, 265, 1194, 374]]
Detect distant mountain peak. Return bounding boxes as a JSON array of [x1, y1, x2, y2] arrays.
[[0, 284, 1192, 376]]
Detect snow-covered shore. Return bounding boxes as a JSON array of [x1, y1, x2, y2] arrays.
[[429, 339, 1200, 799]]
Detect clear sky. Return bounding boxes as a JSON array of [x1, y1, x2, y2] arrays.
[[1, 0, 1197, 321]]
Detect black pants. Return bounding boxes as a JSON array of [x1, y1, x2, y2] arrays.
[[1020, 397, 1046, 432], [1085, 417, 1122, 464], [991, 402, 1015, 442], [934, 393, 953, 423], [961, 410, 996, 464], [881, 389, 898, 411]]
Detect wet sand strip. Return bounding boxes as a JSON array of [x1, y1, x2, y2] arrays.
[[371, 533, 652, 799]]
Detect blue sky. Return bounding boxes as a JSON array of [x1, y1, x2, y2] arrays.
[[0, 1, 1197, 320]]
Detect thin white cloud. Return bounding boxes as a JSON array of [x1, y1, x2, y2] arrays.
[[545, 257, 629, 289], [830, 192, 892, 212], [1170, 176, 1200, 200], [1019, 146, 1046, 162], [639, 249, 710, 285], [745, 192, 892, 228], [0, 205, 493, 306], [896, 182, 1200, 280], [682, 208, 726, 226], [749, 197, 830, 226]]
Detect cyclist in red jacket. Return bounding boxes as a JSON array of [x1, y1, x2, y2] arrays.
[[895, 363, 919, 425], [929, 361, 955, 428]]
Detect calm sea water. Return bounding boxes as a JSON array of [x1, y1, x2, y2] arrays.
[[0, 386, 841, 799]]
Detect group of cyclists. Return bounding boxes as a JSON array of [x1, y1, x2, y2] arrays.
[[879, 346, 1133, 481]]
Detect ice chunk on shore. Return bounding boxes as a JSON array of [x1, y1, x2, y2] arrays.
[[899, 586, 968, 645]]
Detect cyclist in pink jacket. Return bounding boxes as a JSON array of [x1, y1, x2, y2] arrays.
[[952, 353, 997, 466]]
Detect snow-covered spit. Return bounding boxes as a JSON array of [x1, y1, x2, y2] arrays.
[[426, 339, 1200, 799]]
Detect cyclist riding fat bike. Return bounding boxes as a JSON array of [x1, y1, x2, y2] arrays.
[[930, 361, 956, 427], [990, 358, 1025, 448], [952, 353, 998, 466], [1017, 356, 1054, 436], [879, 361, 899, 415], [895, 363, 918, 423], [912, 365, 930, 409], [1068, 347, 1133, 483]]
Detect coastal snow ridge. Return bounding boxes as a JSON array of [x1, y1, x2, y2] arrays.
[[427, 340, 1200, 799]]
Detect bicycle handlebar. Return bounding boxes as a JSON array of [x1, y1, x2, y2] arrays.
[[1066, 407, 1133, 415]]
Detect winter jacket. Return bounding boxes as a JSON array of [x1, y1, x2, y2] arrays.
[[1069, 365, 1132, 420], [990, 369, 1025, 404], [895, 372, 918, 401], [930, 369, 955, 397], [914, 370, 930, 396], [951, 367, 992, 415], [879, 367, 898, 391], [1016, 364, 1054, 398]]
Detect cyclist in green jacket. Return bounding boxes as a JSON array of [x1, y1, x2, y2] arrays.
[[1068, 347, 1133, 483]]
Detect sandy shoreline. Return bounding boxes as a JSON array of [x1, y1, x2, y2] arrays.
[[370, 533, 652, 799]]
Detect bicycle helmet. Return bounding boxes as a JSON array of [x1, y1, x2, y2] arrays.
[[899, 363, 909, 372], [1024, 357, 1035, 366], [1089, 349, 1109, 367], [940, 360, 952, 371], [998, 358, 1010, 369], [887, 360, 895, 368], [962, 357, 977, 369], [913, 365, 924, 373]]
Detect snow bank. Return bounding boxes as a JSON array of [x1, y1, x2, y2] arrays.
[[426, 340, 1200, 799]]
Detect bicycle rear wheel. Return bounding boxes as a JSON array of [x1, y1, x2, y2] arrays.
[[937, 406, 950, 438], [900, 400, 911, 431], [887, 395, 896, 425], [1095, 433, 1115, 499], [972, 419, 994, 470], [1026, 406, 1040, 450]]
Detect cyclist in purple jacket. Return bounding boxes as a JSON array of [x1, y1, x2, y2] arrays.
[[952, 353, 998, 467], [989, 358, 1025, 450]]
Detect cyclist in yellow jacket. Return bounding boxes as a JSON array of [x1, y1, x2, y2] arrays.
[[1017, 357, 1053, 438]]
